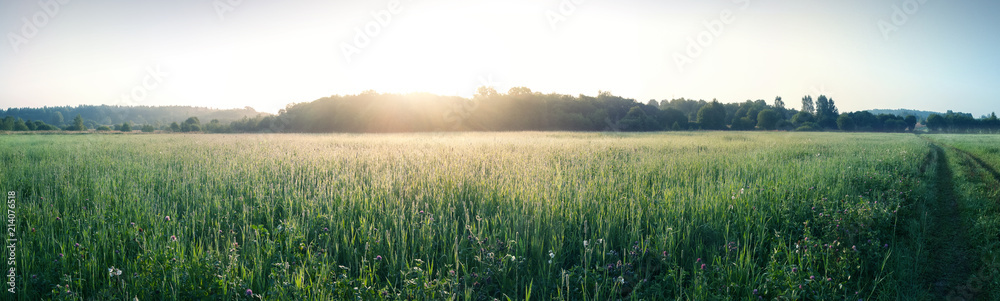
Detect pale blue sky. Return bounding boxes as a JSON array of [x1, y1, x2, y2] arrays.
[[1, 0, 998, 116]]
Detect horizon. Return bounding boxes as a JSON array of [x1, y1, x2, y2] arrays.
[[2, 1, 999, 116], [0, 89, 988, 119]]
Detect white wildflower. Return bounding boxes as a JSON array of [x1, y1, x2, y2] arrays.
[[108, 266, 122, 277]]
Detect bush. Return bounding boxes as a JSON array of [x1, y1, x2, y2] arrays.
[[795, 122, 822, 132]]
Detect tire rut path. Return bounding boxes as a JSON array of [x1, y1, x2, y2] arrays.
[[925, 143, 974, 299]]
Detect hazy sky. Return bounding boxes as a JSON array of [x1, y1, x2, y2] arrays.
[[1, 0, 998, 115]]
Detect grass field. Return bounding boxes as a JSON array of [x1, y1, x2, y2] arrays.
[[1, 132, 997, 300]]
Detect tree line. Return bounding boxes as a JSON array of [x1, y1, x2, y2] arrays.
[[234, 88, 997, 133], [2, 88, 997, 133], [0, 105, 262, 131]]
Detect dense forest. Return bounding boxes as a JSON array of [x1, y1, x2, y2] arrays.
[[2, 88, 998, 133]]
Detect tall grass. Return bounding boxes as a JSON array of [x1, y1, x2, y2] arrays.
[[2, 132, 927, 299]]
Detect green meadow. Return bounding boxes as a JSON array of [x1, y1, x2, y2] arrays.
[[2, 132, 998, 300]]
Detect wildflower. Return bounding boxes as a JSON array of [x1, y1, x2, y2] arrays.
[[108, 266, 122, 277], [59, 253, 63, 257], [700, 264, 706, 270], [549, 250, 555, 259], [583, 240, 588, 247], [323, 227, 328, 232], [827, 277, 832, 281], [810, 276, 815, 280], [56, 217, 61, 221], [245, 289, 253, 296], [792, 268, 798, 273], [696, 258, 701, 263], [753, 289, 758, 295], [31, 228, 35, 232], [165, 216, 171, 221], [375, 255, 382, 261], [130, 222, 135, 226], [74, 243, 80, 248], [617, 276, 625, 284], [170, 235, 177, 242], [597, 239, 604, 244]]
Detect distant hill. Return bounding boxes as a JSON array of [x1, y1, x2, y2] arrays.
[[0, 105, 267, 128], [866, 109, 960, 121]]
